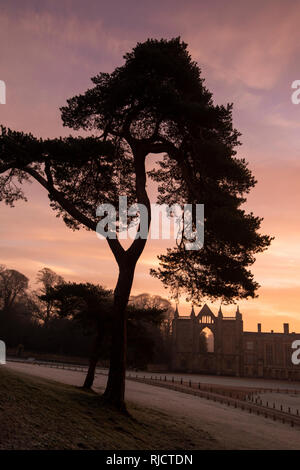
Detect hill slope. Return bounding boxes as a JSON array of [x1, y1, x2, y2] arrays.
[[0, 367, 216, 450]]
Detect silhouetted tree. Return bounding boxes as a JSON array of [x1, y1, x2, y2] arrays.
[[130, 293, 174, 359], [0, 265, 29, 315], [42, 282, 112, 389], [45, 283, 166, 388], [0, 38, 272, 409], [126, 303, 167, 369], [36, 267, 65, 325]]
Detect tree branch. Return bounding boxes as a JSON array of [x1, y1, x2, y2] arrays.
[[126, 148, 151, 262], [24, 166, 125, 263]]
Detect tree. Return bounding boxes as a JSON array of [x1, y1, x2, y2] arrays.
[[130, 293, 173, 327], [0, 265, 29, 315], [126, 303, 167, 369], [36, 267, 65, 325], [45, 283, 166, 387], [130, 293, 172, 311], [130, 293, 174, 360], [148, 150, 273, 303], [0, 38, 272, 410], [42, 282, 112, 389]]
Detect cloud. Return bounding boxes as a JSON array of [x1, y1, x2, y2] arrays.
[[152, 0, 300, 90], [1, 0, 300, 336], [266, 114, 300, 130]]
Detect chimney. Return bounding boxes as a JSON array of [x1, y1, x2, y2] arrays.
[[236, 305, 242, 318], [284, 323, 289, 334], [257, 323, 261, 333]]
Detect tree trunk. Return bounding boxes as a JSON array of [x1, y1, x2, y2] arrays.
[[103, 147, 150, 411], [83, 332, 101, 389], [103, 264, 135, 411]]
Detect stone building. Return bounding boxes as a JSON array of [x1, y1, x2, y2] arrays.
[[171, 304, 300, 380]]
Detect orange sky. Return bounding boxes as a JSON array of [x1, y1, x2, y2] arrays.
[[1, 0, 300, 333]]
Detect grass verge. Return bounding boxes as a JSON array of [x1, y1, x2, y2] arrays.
[[0, 366, 217, 450]]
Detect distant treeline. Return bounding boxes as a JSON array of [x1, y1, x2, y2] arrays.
[[0, 265, 173, 368]]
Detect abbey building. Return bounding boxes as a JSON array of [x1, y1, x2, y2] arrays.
[[171, 304, 300, 380]]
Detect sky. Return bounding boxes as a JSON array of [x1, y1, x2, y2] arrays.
[[1, 0, 300, 332]]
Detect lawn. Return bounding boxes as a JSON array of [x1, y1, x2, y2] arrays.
[[0, 366, 216, 450]]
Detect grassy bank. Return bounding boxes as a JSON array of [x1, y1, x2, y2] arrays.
[[0, 367, 216, 450]]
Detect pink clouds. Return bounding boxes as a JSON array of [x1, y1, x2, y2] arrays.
[[164, 1, 300, 90], [1, 0, 300, 334]]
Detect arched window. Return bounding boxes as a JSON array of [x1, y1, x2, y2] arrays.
[[200, 327, 214, 353]]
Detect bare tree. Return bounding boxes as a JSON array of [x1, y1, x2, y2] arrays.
[[36, 267, 64, 325]]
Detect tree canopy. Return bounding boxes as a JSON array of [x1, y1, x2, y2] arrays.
[[60, 37, 272, 303], [40, 282, 113, 330]]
